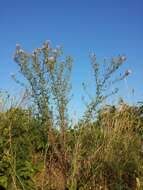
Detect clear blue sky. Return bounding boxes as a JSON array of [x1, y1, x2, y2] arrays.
[[0, 0, 143, 115]]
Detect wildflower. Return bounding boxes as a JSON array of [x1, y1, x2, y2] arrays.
[[43, 40, 50, 48], [125, 69, 132, 76], [16, 43, 21, 50], [15, 44, 24, 59], [48, 56, 55, 62], [120, 55, 126, 62], [19, 49, 24, 54]]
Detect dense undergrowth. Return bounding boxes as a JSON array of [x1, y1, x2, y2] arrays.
[[0, 41, 143, 190]]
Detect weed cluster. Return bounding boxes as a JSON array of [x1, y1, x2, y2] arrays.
[[0, 41, 142, 190]]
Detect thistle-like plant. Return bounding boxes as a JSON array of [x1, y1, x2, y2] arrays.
[[13, 41, 72, 132], [13, 41, 73, 189], [83, 54, 130, 122]]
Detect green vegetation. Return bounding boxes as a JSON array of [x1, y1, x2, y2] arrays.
[[0, 41, 143, 190]]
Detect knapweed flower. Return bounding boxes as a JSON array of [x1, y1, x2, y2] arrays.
[[125, 69, 132, 76], [120, 55, 126, 62]]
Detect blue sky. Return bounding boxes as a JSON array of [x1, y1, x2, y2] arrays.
[[0, 0, 143, 116]]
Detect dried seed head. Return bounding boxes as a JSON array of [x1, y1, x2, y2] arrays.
[[48, 56, 55, 62]]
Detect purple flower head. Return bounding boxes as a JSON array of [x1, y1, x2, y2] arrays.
[[125, 69, 132, 76]]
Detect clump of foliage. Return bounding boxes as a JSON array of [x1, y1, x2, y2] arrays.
[[0, 41, 142, 190], [78, 102, 143, 189], [0, 108, 40, 189]]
